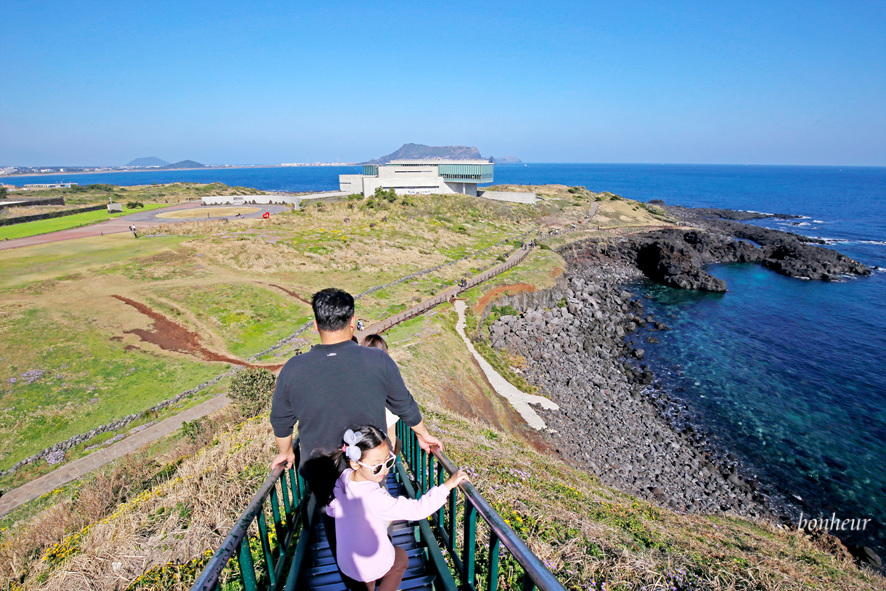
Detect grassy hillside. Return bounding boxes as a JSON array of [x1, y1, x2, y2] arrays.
[[5, 183, 875, 589], [1, 301, 881, 590], [0, 183, 264, 240], [1, 187, 577, 484]]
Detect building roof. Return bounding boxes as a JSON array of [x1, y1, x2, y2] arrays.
[[387, 159, 491, 165]]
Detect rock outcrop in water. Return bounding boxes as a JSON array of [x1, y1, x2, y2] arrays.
[[479, 204, 878, 566], [584, 206, 871, 292]]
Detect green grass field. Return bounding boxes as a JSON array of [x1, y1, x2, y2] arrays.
[[0, 203, 167, 240]]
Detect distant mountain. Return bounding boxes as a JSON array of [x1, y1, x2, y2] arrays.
[[126, 157, 169, 167], [365, 143, 486, 165], [492, 155, 523, 165], [162, 160, 205, 169]]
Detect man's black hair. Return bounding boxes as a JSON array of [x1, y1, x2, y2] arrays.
[[312, 288, 355, 332]]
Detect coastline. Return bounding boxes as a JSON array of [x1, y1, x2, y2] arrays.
[[487, 260, 782, 520], [0, 164, 287, 181], [482, 214, 883, 569]]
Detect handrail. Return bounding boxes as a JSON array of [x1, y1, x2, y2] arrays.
[[397, 423, 566, 591], [190, 441, 306, 591], [192, 424, 566, 591]]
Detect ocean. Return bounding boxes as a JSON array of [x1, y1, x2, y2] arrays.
[[8, 163, 886, 551]]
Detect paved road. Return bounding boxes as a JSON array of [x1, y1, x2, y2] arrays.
[[0, 201, 291, 251], [0, 395, 230, 516]]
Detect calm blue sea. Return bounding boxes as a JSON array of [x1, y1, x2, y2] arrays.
[[10, 163, 886, 550]]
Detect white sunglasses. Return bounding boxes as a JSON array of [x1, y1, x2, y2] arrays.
[[356, 451, 396, 475]]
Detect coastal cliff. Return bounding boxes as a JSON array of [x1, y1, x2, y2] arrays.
[[588, 205, 871, 292], [478, 205, 881, 571]]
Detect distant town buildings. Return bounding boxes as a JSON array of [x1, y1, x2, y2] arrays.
[[340, 159, 494, 197], [23, 182, 78, 189]]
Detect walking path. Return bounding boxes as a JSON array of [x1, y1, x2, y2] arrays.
[[0, 395, 229, 516], [0, 246, 536, 516], [452, 300, 558, 430], [0, 204, 598, 516], [0, 201, 291, 251]]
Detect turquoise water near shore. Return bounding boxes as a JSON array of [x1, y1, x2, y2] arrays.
[[10, 163, 885, 551]]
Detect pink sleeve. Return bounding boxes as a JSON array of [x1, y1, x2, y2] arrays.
[[325, 498, 339, 518], [367, 485, 451, 522]]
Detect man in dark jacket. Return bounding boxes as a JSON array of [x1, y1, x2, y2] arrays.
[[270, 288, 442, 470]]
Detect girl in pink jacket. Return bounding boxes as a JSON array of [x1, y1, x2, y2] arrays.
[[322, 425, 468, 591]]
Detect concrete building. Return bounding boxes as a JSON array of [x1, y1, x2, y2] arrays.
[[201, 194, 301, 206], [340, 160, 494, 197]]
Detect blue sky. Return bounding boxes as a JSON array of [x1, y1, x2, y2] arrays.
[[1, 1, 884, 166]]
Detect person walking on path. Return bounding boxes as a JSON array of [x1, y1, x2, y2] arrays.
[[360, 334, 400, 451], [269, 288, 443, 473]]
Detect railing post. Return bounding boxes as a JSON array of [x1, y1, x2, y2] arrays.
[[270, 487, 284, 552], [463, 500, 477, 590], [488, 531, 501, 591], [447, 487, 458, 554], [237, 537, 259, 591], [256, 508, 277, 587]]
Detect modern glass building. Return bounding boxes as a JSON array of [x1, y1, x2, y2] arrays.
[[341, 160, 494, 197]]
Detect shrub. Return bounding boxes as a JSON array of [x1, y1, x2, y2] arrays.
[[229, 368, 276, 415], [126, 200, 145, 209], [0, 187, 7, 199], [181, 419, 206, 443], [373, 187, 397, 203]]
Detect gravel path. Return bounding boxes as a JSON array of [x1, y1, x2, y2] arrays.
[[452, 299, 559, 430]]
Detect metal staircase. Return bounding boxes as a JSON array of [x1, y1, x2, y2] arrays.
[[190, 423, 565, 591]]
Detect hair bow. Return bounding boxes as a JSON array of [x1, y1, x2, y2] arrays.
[[342, 429, 364, 461]]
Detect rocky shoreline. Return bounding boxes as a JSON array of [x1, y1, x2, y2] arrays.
[[592, 204, 871, 292], [481, 207, 882, 568], [487, 261, 780, 519]]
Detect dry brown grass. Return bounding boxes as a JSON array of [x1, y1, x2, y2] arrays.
[[0, 404, 255, 591]]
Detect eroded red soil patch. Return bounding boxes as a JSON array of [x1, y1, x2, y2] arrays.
[[112, 295, 247, 366], [266, 283, 311, 304], [473, 283, 536, 315]]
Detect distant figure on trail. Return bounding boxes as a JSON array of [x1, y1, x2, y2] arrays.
[[361, 334, 399, 450], [269, 287, 443, 473], [315, 425, 468, 591]]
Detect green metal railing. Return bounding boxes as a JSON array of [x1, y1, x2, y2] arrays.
[[396, 423, 565, 591], [190, 441, 309, 591], [191, 426, 565, 591]]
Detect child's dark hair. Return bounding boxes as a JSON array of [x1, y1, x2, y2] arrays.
[[302, 425, 388, 506], [361, 333, 388, 352]]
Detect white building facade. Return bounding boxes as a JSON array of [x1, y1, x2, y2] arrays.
[[340, 160, 494, 197]]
